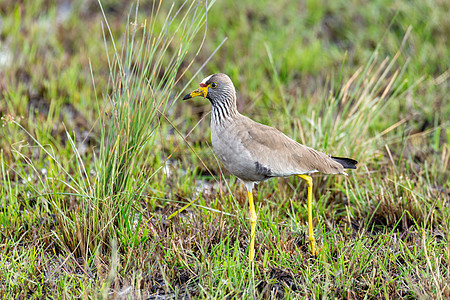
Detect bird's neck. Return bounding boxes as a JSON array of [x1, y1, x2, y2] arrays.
[[211, 95, 239, 126]]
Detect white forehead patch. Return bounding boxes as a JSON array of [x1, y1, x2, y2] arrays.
[[201, 75, 213, 84]]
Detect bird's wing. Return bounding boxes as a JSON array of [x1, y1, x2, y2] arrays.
[[239, 115, 344, 175]]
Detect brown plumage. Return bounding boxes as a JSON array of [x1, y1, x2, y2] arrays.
[[183, 73, 357, 260], [183, 73, 356, 184], [212, 113, 354, 182]]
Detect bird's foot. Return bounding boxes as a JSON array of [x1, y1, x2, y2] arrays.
[[310, 238, 318, 256]]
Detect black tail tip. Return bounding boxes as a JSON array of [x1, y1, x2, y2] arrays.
[[332, 156, 358, 169]]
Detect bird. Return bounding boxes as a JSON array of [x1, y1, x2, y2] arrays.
[[183, 73, 357, 261]]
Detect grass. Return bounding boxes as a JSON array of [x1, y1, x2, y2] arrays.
[[1, 0, 449, 298]]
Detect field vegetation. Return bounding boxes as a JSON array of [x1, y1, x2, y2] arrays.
[[0, 0, 449, 298]]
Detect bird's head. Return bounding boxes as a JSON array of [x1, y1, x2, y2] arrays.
[[183, 73, 235, 105]]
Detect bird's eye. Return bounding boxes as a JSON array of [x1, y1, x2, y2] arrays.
[[210, 82, 218, 89]]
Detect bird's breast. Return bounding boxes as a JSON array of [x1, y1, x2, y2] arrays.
[[211, 122, 271, 182]]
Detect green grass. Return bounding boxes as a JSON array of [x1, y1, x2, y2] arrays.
[[1, 0, 449, 298]]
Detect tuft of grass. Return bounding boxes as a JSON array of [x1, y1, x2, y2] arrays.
[[93, 0, 211, 251]]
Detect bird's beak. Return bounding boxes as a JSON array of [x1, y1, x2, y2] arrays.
[[183, 85, 208, 100]]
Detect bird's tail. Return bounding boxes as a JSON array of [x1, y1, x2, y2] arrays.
[[331, 156, 358, 169]]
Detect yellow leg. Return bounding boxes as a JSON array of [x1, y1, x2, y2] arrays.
[[297, 175, 317, 256], [247, 190, 257, 261]]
